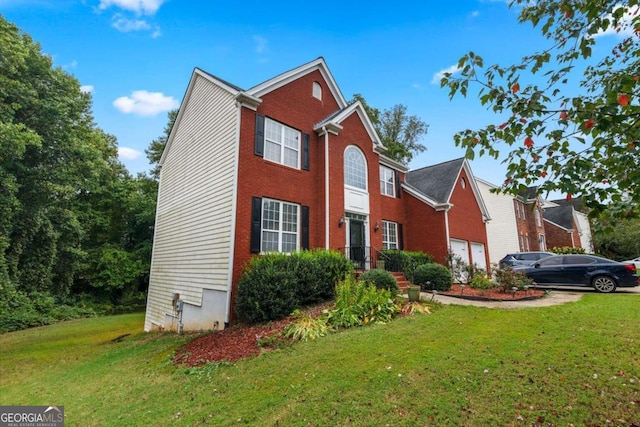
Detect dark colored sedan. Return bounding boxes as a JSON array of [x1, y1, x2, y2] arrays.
[[499, 251, 555, 269], [515, 254, 640, 293]]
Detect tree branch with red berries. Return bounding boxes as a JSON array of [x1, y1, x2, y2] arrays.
[[441, 0, 640, 221]]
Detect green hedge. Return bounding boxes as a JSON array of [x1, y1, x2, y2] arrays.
[[235, 250, 353, 324], [380, 250, 433, 281], [358, 269, 398, 296], [413, 263, 452, 291]]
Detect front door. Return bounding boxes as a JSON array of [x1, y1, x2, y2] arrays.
[[349, 219, 366, 269]]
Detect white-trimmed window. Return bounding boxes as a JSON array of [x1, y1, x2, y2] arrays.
[[261, 199, 299, 253], [539, 233, 546, 251], [264, 118, 300, 168], [535, 209, 542, 227], [382, 220, 398, 250], [344, 146, 367, 189], [380, 165, 395, 196], [312, 81, 322, 100]]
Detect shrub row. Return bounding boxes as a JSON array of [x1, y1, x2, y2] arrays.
[[235, 250, 353, 324], [380, 249, 433, 281]]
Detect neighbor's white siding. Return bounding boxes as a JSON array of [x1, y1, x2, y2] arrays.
[[575, 211, 593, 253], [476, 178, 520, 266], [144, 75, 238, 332]]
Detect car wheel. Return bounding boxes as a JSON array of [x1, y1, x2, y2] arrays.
[[592, 276, 617, 293]]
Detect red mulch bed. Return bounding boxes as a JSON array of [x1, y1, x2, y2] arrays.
[[174, 287, 546, 368], [439, 284, 545, 301], [174, 303, 331, 368]]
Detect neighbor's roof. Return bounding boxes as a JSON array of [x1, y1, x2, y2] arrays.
[[543, 205, 575, 230], [405, 158, 465, 203]]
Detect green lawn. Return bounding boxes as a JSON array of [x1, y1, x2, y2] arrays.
[[1, 295, 639, 426]]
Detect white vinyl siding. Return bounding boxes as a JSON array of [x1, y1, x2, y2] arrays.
[[264, 118, 300, 168], [145, 75, 237, 332], [476, 179, 520, 265], [380, 165, 395, 197]]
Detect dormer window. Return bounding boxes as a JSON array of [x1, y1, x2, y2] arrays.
[[312, 82, 322, 100]]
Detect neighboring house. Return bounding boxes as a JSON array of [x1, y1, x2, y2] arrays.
[[545, 198, 593, 252], [404, 159, 491, 272], [144, 57, 491, 332], [475, 178, 520, 266], [515, 187, 547, 252], [542, 201, 593, 251]]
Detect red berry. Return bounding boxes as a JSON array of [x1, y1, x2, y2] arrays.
[[540, 171, 548, 178], [560, 110, 568, 120], [618, 94, 629, 107], [584, 119, 595, 129], [511, 83, 520, 94], [524, 137, 534, 148]]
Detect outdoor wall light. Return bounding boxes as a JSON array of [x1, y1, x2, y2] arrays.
[[339, 215, 345, 227], [374, 222, 380, 231]]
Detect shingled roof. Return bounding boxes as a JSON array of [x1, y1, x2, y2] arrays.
[[543, 205, 575, 230], [405, 158, 465, 204]]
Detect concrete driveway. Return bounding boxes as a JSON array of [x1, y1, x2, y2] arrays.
[[429, 284, 639, 309]]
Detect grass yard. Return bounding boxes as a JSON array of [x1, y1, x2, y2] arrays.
[[1, 295, 639, 426]]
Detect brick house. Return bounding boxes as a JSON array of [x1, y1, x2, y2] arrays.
[[514, 187, 547, 252], [144, 58, 491, 332]]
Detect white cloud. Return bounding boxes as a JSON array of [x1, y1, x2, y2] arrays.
[[112, 15, 150, 32], [113, 90, 179, 116], [431, 64, 461, 84], [80, 85, 94, 93], [118, 147, 142, 160], [470, 10, 480, 18], [151, 26, 162, 38], [595, 4, 639, 38], [99, 0, 165, 15], [253, 35, 268, 54]]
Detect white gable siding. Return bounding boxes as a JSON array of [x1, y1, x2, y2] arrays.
[[475, 179, 520, 266], [144, 75, 238, 332], [575, 211, 593, 253]]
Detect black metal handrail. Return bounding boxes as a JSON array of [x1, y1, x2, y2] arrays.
[[340, 246, 390, 271]]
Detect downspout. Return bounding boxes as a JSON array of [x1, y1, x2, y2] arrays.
[[323, 127, 330, 249], [224, 100, 243, 328], [444, 207, 451, 256]]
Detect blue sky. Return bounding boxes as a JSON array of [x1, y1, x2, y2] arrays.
[[0, 0, 619, 187]]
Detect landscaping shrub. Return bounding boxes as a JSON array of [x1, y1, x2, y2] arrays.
[[282, 309, 329, 341], [469, 273, 496, 290], [235, 250, 353, 324], [550, 246, 586, 254], [325, 277, 399, 328], [493, 267, 534, 292], [235, 255, 298, 324], [413, 263, 452, 291], [358, 269, 398, 296], [380, 249, 433, 281]]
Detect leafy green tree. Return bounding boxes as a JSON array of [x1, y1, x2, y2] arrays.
[[592, 216, 640, 261], [441, 1, 639, 220], [351, 94, 428, 165], [145, 109, 177, 180]]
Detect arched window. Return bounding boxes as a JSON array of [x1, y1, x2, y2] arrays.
[[312, 81, 322, 100], [344, 146, 367, 190]]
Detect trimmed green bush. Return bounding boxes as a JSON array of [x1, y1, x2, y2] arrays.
[[358, 269, 398, 296], [550, 246, 586, 254], [413, 263, 452, 291], [235, 250, 353, 324], [235, 255, 298, 324], [380, 249, 433, 280]]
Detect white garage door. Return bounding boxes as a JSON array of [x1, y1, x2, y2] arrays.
[[471, 242, 487, 272], [450, 239, 469, 283]]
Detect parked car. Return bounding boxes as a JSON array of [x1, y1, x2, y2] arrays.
[[515, 254, 640, 293], [499, 251, 555, 269], [623, 256, 640, 271]]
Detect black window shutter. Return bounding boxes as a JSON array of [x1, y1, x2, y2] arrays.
[[301, 205, 310, 250], [397, 223, 404, 250], [254, 114, 265, 157], [395, 171, 402, 198], [250, 197, 262, 253], [302, 133, 310, 170]]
